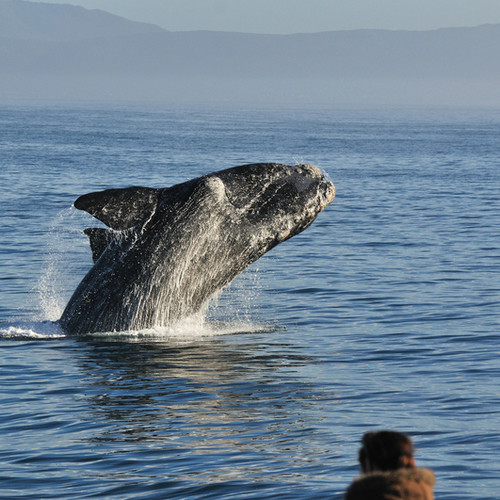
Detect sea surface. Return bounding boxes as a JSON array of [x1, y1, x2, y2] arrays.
[[0, 103, 499, 499]]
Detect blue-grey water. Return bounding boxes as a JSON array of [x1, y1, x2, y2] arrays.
[[0, 103, 499, 499]]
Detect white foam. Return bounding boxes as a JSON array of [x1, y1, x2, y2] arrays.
[[0, 316, 279, 342], [0, 321, 66, 340], [86, 317, 278, 342]]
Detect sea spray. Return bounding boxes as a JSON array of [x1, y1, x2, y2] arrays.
[[37, 206, 97, 321], [0, 322, 66, 340]]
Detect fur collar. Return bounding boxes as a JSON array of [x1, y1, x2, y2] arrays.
[[347, 467, 435, 496]]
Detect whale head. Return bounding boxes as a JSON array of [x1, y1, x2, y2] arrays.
[[213, 163, 335, 245]]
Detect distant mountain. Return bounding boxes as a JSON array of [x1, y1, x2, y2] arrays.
[[1, 0, 499, 106], [0, 0, 163, 41]]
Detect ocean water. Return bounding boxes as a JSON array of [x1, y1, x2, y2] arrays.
[[0, 103, 499, 499]]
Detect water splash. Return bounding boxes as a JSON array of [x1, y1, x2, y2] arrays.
[[0, 321, 66, 340], [37, 207, 95, 321], [87, 317, 278, 343]]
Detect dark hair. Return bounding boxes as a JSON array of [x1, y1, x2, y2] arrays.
[[359, 431, 414, 472]]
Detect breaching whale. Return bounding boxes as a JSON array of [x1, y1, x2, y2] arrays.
[[59, 163, 335, 335]]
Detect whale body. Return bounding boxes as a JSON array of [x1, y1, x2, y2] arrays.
[[59, 163, 335, 335]]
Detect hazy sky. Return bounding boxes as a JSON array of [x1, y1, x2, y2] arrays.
[[32, 0, 500, 33]]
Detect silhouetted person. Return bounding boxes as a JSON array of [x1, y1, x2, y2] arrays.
[[345, 431, 435, 500]]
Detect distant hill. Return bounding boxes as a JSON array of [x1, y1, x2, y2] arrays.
[[1, 0, 499, 106], [0, 0, 163, 41]]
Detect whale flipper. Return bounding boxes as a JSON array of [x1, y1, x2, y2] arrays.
[[83, 228, 117, 263], [75, 187, 161, 230]]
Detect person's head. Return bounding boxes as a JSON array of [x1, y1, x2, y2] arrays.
[[358, 430, 416, 473]]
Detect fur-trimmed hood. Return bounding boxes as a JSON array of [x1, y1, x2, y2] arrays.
[[345, 467, 435, 500]]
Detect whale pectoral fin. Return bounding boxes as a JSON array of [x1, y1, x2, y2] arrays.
[[75, 187, 161, 230], [83, 227, 116, 263]]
